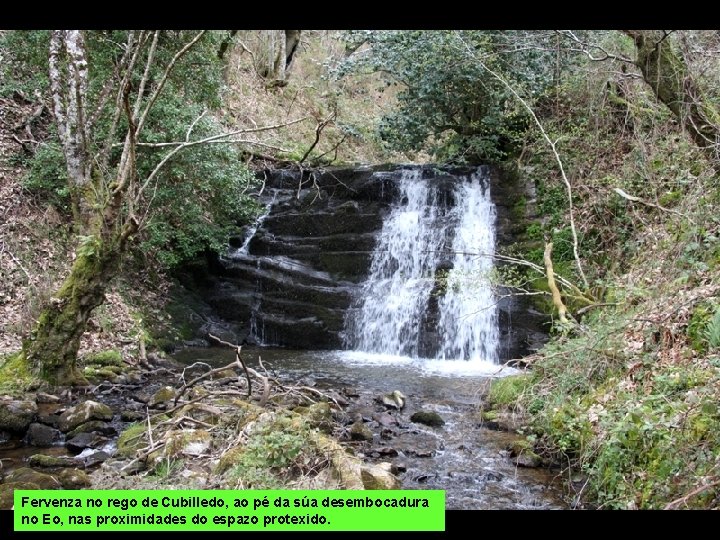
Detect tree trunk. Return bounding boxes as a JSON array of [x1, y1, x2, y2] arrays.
[[273, 31, 287, 82], [22, 225, 131, 385], [625, 30, 720, 162]]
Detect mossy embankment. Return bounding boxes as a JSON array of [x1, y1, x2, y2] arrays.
[[485, 49, 720, 509]]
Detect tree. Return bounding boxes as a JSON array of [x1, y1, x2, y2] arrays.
[[255, 30, 302, 85], [625, 30, 720, 164], [337, 30, 565, 162], [17, 30, 262, 385]]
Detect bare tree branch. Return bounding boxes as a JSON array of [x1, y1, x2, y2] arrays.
[[455, 33, 590, 290], [136, 30, 206, 135]]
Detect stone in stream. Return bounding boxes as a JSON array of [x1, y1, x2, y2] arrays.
[[360, 462, 401, 489], [57, 400, 113, 432], [66, 432, 109, 453], [377, 391, 406, 410], [66, 420, 116, 438], [37, 413, 60, 429], [121, 410, 144, 422], [371, 446, 399, 457], [24, 423, 63, 447], [35, 392, 61, 404], [349, 421, 374, 441], [372, 412, 397, 427], [0, 399, 37, 432], [410, 410, 445, 428], [76, 449, 111, 467], [508, 440, 542, 468], [28, 454, 77, 468]]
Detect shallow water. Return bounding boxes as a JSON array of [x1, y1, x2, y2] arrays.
[[173, 347, 567, 510]]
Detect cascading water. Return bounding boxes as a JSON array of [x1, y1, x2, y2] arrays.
[[437, 174, 498, 362], [346, 167, 499, 364]]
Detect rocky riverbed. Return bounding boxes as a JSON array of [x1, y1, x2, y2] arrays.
[[0, 347, 567, 510]]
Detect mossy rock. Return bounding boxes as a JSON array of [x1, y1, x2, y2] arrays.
[[116, 423, 146, 458], [410, 411, 445, 427], [83, 366, 121, 383], [83, 349, 123, 366], [298, 402, 334, 434], [66, 420, 115, 438], [487, 374, 532, 408], [0, 398, 38, 432], [350, 421, 373, 441], [58, 400, 113, 432], [148, 429, 211, 464], [215, 446, 245, 476], [5, 467, 61, 489], [58, 468, 91, 489], [149, 386, 176, 407], [0, 482, 40, 509], [28, 454, 77, 468], [479, 409, 499, 422], [165, 429, 211, 457]]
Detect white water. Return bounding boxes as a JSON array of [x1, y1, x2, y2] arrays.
[[437, 173, 499, 362], [346, 167, 499, 365]]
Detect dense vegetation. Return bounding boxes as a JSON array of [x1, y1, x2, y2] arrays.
[[1, 29, 720, 508]]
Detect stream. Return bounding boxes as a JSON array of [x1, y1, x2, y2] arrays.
[[173, 346, 567, 510]]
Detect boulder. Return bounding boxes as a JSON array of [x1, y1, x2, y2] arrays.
[[24, 423, 63, 447], [75, 449, 110, 467], [66, 432, 108, 453], [377, 391, 406, 410], [349, 421, 373, 441], [148, 386, 175, 407], [360, 462, 401, 489], [66, 421, 116, 438], [298, 402, 334, 434], [0, 399, 37, 432], [410, 411, 445, 428], [35, 393, 61, 404], [28, 454, 77, 468], [5, 467, 61, 489], [0, 482, 40, 509], [58, 469, 91, 489], [57, 401, 113, 432]]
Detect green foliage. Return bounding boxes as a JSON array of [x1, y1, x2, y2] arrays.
[[3, 30, 262, 270], [153, 458, 184, 479], [116, 422, 146, 458], [487, 374, 532, 407], [706, 307, 720, 350], [0, 351, 34, 393], [336, 31, 568, 162], [22, 140, 70, 210], [0, 31, 50, 97], [689, 302, 720, 353], [227, 420, 310, 489], [137, 110, 261, 268], [82, 349, 123, 366]]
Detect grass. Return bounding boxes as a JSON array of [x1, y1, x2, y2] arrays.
[[0, 351, 35, 393]]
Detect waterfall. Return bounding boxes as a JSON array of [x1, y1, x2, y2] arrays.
[[437, 174, 498, 362], [346, 167, 499, 363]]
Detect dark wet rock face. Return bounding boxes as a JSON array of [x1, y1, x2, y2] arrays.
[[24, 423, 63, 447], [195, 165, 547, 359]]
